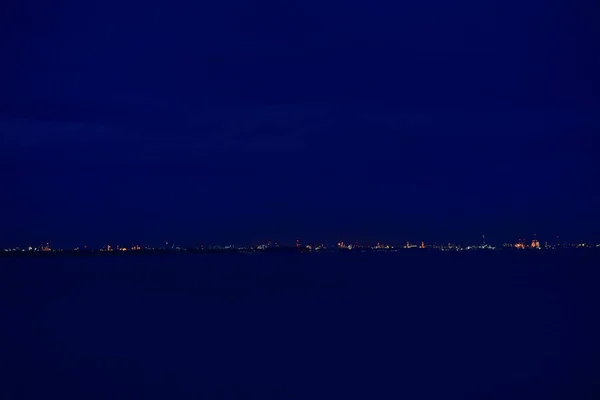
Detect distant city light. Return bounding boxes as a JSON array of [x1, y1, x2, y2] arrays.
[[1, 235, 598, 255]]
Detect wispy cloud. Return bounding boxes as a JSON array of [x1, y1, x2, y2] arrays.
[[0, 117, 134, 147]]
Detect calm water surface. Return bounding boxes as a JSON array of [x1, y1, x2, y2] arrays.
[[1, 252, 599, 399]]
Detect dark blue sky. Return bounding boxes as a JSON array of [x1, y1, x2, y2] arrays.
[[1, 0, 599, 247]]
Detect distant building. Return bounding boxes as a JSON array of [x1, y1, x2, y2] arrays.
[[531, 234, 540, 249]]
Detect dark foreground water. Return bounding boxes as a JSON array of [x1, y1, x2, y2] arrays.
[[1, 252, 599, 399]]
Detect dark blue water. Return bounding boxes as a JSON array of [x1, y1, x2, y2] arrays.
[[1, 252, 599, 399]]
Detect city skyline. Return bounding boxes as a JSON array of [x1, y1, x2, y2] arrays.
[[3, 233, 599, 253]]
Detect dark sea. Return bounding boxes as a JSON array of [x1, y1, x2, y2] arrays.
[[1, 252, 599, 399]]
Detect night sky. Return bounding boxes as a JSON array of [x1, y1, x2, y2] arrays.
[[1, 0, 599, 247]]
